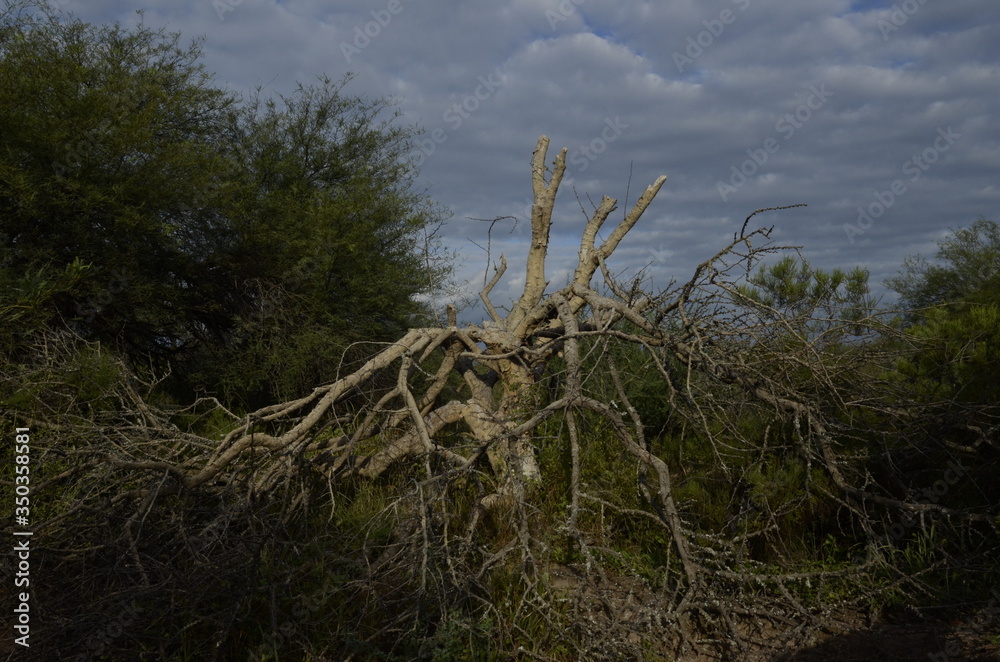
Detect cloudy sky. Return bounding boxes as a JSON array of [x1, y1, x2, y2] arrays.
[[59, 0, 1000, 319]]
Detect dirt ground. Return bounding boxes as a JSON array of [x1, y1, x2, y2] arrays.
[[547, 563, 1000, 661], [769, 608, 1000, 662]]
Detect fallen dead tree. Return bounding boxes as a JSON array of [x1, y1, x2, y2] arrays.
[[9, 135, 998, 660]]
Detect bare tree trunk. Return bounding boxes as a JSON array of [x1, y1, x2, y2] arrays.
[[34, 134, 999, 660]]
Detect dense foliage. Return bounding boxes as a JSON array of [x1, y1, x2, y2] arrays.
[[0, 2, 447, 408], [887, 219, 1000, 406]]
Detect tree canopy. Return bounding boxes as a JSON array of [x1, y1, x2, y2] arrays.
[[887, 218, 1000, 313], [0, 4, 448, 407], [887, 219, 1000, 405]]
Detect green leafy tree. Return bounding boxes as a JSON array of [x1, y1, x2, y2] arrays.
[[195, 77, 449, 406], [0, 257, 89, 357], [896, 303, 1000, 403], [887, 219, 1000, 405], [0, 5, 448, 407], [1, 7, 239, 359], [735, 255, 874, 342], [886, 218, 1000, 314]]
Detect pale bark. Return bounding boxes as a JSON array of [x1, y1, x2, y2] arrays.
[[59, 135, 994, 658]]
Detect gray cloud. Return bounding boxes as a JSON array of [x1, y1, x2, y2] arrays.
[[60, 0, 1000, 320]]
